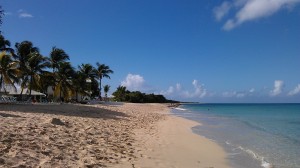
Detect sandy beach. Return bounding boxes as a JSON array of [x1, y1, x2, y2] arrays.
[[0, 103, 229, 168]]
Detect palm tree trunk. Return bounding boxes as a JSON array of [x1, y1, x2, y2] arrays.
[[76, 90, 78, 102], [29, 76, 32, 97], [0, 76, 4, 94], [60, 85, 62, 102], [99, 78, 102, 100]]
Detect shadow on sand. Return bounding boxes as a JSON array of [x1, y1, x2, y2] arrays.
[[0, 103, 128, 120]]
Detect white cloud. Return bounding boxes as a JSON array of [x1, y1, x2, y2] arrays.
[[161, 80, 207, 99], [222, 91, 246, 98], [161, 86, 174, 95], [121, 74, 145, 91], [176, 83, 181, 91], [288, 84, 300, 96], [222, 88, 256, 98], [270, 80, 284, 96], [19, 13, 33, 18], [214, 0, 300, 30], [190, 80, 207, 98], [249, 88, 255, 93], [18, 9, 33, 18], [213, 1, 232, 21]]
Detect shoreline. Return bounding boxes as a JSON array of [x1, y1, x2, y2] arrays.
[[0, 103, 230, 168], [116, 103, 230, 168]]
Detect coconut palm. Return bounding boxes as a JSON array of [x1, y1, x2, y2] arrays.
[[55, 62, 75, 101], [49, 47, 70, 98], [78, 63, 97, 80], [78, 63, 97, 97], [103, 84, 110, 100], [14, 41, 39, 99], [26, 52, 50, 96], [0, 52, 19, 94], [39, 71, 54, 95], [95, 62, 113, 100], [112, 86, 127, 102], [0, 35, 14, 55], [15, 41, 39, 66], [72, 71, 86, 102], [49, 47, 69, 73]]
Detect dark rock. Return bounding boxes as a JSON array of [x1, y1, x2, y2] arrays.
[[51, 118, 65, 126]]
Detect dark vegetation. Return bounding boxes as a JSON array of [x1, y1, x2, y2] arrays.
[[112, 86, 179, 103]]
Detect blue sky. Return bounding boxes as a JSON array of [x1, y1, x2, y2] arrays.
[[1, 0, 300, 103]]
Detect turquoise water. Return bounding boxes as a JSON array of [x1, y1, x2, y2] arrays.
[[172, 104, 300, 168]]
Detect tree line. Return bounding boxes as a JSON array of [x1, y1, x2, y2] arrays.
[[112, 86, 179, 103], [0, 34, 113, 102]]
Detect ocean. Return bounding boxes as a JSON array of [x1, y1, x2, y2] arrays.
[[172, 103, 300, 168]]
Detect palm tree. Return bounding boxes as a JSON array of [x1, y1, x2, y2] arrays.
[[0, 52, 19, 94], [15, 41, 39, 99], [26, 52, 50, 96], [112, 86, 128, 102], [72, 70, 86, 102], [49, 47, 70, 100], [95, 62, 113, 100], [39, 71, 54, 95], [49, 47, 69, 73], [78, 63, 97, 80], [78, 63, 97, 98], [103, 84, 110, 100], [0, 35, 14, 55], [15, 41, 39, 65], [55, 62, 75, 101]]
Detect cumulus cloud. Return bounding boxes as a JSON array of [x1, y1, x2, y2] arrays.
[[161, 80, 207, 99], [18, 9, 33, 18], [190, 80, 207, 98], [270, 80, 285, 96], [121, 74, 145, 91], [160, 83, 183, 96], [288, 84, 300, 96], [214, 0, 300, 30]]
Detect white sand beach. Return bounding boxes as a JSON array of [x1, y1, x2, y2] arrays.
[[0, 103, 230, 168]]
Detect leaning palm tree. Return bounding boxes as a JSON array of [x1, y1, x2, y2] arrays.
[[26, 52, 50, 96], [95, 62, 113, 100], [103, 84, 110, 100], [0, 52, 19, 94]]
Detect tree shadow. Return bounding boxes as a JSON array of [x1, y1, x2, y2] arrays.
[[0, 112, 22, 118], [0, 104, 128, 120]]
